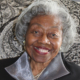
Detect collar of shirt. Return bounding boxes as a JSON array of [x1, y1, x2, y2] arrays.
[[5, 52, 70, 80]]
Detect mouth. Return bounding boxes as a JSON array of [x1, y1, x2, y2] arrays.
[[33, 46, 51, 55]]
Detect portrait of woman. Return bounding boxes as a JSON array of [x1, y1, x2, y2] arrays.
[[0, 0, 80, 80]]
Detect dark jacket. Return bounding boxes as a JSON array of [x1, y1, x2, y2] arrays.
[[0, 53, 80, 80]]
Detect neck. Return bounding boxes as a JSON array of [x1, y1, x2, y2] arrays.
[[30, 59, 51, 76]]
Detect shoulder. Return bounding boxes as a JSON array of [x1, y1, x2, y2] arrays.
[[66, 60, 80, 74], [0, 57, 19, 80], [0, 57, 19, 68], [62, 54, 80, 73], [61, 53, 80, 79]]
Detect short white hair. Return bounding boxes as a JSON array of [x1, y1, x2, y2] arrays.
[[15, 0, 77, 52]]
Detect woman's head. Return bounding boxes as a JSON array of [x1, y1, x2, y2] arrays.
[[15, 0, 76, 54], [25, 15, 62, 62]]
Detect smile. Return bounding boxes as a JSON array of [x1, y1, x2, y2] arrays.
[[33, 46, 50, 55]]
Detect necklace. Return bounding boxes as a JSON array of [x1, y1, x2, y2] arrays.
[[34, 68, 46, 80]]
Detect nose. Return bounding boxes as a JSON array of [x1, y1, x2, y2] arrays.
[[38, 34, 50, 44]]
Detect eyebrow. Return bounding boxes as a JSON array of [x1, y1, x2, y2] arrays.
[[30, 23, 42, 27], [30, 23, 43, 28], [51, 26, 60, 29], [30, 23, 60, 29]]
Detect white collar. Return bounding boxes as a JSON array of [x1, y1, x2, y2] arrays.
[[5, 52, 70, 80]]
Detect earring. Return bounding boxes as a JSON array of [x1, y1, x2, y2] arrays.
[[23, 40, 25, 45], [23, 41, 26, 51], [60, 47, 61, 51]]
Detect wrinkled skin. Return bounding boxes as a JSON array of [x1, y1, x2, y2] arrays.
[[25, 15, 62, 63]]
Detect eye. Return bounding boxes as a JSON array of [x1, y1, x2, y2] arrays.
[[34, 31, 39, 34], [52, 34, 56, 36], [48, 33, 58, 39], [33, 30, 41, 37], [51, 34, 57, 38]]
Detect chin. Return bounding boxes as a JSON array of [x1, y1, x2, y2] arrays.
[[32, 56, 51, 63]]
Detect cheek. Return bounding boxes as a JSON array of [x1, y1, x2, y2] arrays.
[[51, 38, 62, 50], [57, 37, 62, 46], [25, 34, 37, 55], [25, 34, 37, 47]]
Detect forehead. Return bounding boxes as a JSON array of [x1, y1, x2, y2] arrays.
[[30, 15, 62, 29]]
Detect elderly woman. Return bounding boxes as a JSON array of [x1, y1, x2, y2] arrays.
[[0, 0, 80, 80]]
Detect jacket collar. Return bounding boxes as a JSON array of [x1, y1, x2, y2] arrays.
[[5, 52, 70, 80], [38, 52, 70, 80]]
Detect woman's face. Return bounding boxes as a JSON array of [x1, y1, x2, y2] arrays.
[[25, 15, 62, 63]]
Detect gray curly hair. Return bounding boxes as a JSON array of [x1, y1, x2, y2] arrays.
[[15, 0, 77, 52]]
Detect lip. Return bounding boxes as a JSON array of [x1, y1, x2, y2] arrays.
[[35, 46, 50, 50], [33, 46, 51, 55]]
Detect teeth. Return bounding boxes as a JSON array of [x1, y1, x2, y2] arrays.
[[34, 47, 49, 53], [39, 49, 48, 53]]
